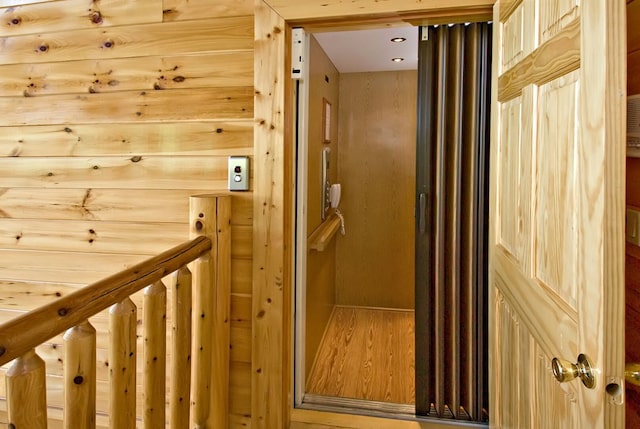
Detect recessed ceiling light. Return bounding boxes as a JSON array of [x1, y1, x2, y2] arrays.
[[390, 37, 406, 43], [391, 57, 405, 63]]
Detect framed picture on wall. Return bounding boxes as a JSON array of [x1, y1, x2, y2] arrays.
[[322, 98, 331, 143]]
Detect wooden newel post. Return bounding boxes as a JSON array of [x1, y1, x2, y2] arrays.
[[6, 349, 48, 429], [109, 298, 137, 429], [189, 194, 231, 428], [63, 321, 96, 429]]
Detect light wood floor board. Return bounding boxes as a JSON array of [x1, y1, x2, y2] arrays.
[[306, 306, 415, 405]]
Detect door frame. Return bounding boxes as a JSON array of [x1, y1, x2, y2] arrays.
[[253, 2, 496, 428]]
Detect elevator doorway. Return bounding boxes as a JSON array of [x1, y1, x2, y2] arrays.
[[293, 23, 490, 423]]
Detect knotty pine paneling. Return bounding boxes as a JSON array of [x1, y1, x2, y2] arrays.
[[0, 255, 252, 295], [0, 0, 163, 37], [0, 16, 253, 65], [0, 156, 237, 189], [0, 121, 254, 157], [0, 52, 253, 96], [0, 188, 253, 224], [163, 0, 254, 21], [0, 0, 255, 426], [0, 87, 253, 125], [0, 219, 251, 258]]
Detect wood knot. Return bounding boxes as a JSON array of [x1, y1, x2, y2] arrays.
[[73, 375, 84, 385], [153, 83, 163, 90], [9, 17, 21, 25], [37, 44, 49, 53], [58, 308, 68, 317], [130, 155, 142, 163], [102, 39, 114, 49], [89, 11, 103, 24], [0, 346, 6, 357], [216, 128, 223, 133], [64, 127, 72, 133], [195, 220, 203, 231], [173, 76, 185, 83]]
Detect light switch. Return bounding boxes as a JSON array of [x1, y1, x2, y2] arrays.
[[228, 156, 249, 191]]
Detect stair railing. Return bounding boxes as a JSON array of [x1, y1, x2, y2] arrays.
[[0, 194, 231, 429]]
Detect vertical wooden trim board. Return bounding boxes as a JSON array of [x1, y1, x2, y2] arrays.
[[253, 1, 287, 428]]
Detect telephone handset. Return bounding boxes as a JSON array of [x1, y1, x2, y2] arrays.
[[329, 184, 341, 208]]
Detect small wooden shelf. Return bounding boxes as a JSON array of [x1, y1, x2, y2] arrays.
[[308, 214, 341, 252]]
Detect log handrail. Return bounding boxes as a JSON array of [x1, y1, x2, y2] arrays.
[[1, 194, 231, 428], [0, 236, 211, 367]]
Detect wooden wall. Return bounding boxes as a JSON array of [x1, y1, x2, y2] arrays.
[[335, 71, 416, 309], [305, 36, 340, 382], [0, 1, 254, 427], [628, 1, 640, 428]]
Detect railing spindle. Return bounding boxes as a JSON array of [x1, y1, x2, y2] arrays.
[[109, 298, 137, 429], [170, 267, 192, 429], [6, 349, 47, 429], [190, 254, 213, 427], [63, 321, 96, 429], [143, 280, 167, 429]]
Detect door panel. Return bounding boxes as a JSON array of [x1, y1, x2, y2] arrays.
[[490, 0, 625, 427]]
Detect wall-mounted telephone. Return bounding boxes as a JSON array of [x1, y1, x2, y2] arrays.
[[320, 148, 346, 234]]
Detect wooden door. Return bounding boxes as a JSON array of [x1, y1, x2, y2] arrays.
[[489, 0, 625, 427]]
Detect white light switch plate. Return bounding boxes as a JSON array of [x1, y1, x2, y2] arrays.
[[228, 156, 249, 191]]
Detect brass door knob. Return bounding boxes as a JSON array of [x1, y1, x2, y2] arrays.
[[627, 363, 640, 387], [551, 353, 596, 389]]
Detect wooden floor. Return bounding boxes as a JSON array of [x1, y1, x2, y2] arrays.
[[306, 306, 415, 405]]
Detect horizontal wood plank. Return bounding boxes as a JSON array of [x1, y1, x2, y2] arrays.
[[0, 219, 187, 255], [0, 156, 248, 189], [0, 249, 143, 284], [0, 0, 162, 37], [0, 121, 253, 158], [0, 188, 253, 225], [0, 255, 251, 293], [0, 121, 253, 157], [0, 86, 253, 125], [162, 0, 254, 21], [0, 219, 251, 258], [0, 16, 254, 65], [0, 52, 253, 97], [229, 361, 251, 416], [498, 18, 580, 102]]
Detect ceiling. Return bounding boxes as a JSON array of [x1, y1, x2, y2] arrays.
[[314, 26, 419, 73]]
